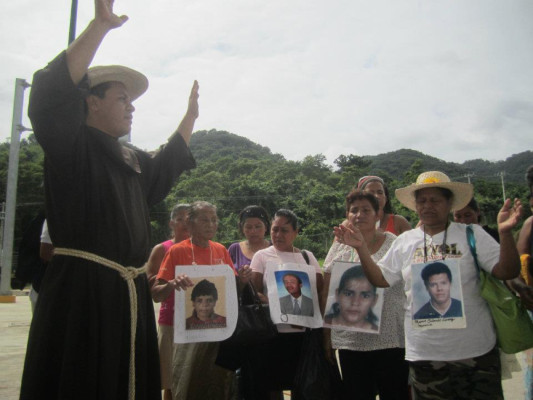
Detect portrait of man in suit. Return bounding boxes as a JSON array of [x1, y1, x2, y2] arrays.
[[279, 272, 314, 316]]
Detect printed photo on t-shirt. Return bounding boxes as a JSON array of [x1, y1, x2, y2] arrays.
[[274, 270, 315, 317], [323, 261, 384, 334], [411, 259, 466, 330], [265, 261, 323, 329]]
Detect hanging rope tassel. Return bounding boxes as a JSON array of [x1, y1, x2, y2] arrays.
[[54, 248, 146, 400]]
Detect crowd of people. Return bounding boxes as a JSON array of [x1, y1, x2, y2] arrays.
[[16, 1, 533, 400]]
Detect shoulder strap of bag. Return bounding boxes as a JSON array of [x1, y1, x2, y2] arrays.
[[466, 224, 481, 275], [301, 250, 310, 265]]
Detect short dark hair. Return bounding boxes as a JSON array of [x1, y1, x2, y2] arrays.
[[421, 262, 452, 285], [345, 189, 380, 214], [238, 205, 271, 235], [283, 273, 302, 285], [274, 209, 299, 231], [84, 82, 113, 114], [191, 279, 218, 301]]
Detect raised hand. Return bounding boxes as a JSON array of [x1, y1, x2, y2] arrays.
[[186, 80, 200, 120], [95, 0, 129, 30], [497, 198, 523, 233], [333, 223, 365, 249]]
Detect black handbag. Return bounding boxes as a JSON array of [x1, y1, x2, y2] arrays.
[[216, 281, 278, 371], [225, 281, 278, 346]]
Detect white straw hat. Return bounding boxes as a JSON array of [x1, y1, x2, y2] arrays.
[[87, 65, 148, 100], [395, 171, 473, 211]]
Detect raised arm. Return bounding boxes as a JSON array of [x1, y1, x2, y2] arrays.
[[491, 198, 523, 280], [66, 0, 128, 84], [176, 81, 199, 145], [506, 215, 533, 308]]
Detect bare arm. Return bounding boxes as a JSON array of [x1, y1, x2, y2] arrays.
[[66, 0, 128, 84], [145, 244, 166, 293], [176, 81, 199, 145], [151, 275, 194, 303], [394, 214, 412, 235], [507, 215, 533, 309], [491, 198, 523, 280]]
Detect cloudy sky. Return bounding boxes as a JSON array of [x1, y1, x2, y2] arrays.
[[1, 0, 532, 165]]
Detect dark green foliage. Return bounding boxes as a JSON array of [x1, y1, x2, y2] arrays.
[[2, 131, 531, 262]]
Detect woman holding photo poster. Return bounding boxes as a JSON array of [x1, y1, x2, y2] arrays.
[[153, 201, 237, 400], [249, 209, 323, 400], [323, 189, 408, 400], [335, 171, 523, 400]]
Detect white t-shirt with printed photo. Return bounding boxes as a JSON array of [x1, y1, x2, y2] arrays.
[[250, 246, 322, 333], [378, 222, 499, 362]]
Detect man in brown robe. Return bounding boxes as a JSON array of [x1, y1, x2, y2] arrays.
[[20, 1, 198, 398]]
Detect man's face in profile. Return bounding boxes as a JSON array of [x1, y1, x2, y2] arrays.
[[283, 275, 302, 298], [426, 273, 451, 306]]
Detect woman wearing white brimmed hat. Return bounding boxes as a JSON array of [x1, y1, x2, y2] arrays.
[[334, 171, 523, 400]]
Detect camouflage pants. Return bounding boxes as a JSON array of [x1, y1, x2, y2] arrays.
[[409, 347, 503, 400]]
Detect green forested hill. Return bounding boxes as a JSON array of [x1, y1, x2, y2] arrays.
[[362, 149, 531, 184], [1, 130, 531, 260]]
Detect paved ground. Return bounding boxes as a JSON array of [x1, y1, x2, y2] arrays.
[[0, 293, 527, 399]]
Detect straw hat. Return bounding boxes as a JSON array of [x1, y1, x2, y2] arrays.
[[87, 65, 148, 100], [395, 171, 473, 211]]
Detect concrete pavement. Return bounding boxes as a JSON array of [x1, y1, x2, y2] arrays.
[[0, 293, 527, 399]]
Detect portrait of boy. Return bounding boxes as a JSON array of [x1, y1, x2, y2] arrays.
[[185, 279, 227, 330]]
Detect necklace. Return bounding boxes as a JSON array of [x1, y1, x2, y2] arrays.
[[423, 222, 448, 263], [273, 245, 299, 263], [245, 239, 269, 253], [190, 238, 213, 265]]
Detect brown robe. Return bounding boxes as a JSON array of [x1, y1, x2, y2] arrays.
[[20, 51, 196, 400]]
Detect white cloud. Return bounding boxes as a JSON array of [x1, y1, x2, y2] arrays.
[[1, 0, 532, 166]]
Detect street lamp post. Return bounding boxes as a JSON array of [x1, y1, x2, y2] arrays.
[[0, 79, 31, 298]]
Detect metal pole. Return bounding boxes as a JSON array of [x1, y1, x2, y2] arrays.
[[68, 0, 78, 45], [0, 79, 30, 296]]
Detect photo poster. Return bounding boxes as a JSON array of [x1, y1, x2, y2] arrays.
[[265, 261, 323, 329], [411, 259, 466, 330], [173, 264, 238, 343], [323, 261, 384, 334]]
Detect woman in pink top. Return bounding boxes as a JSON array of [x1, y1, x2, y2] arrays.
[[146, 203, 191, 400]]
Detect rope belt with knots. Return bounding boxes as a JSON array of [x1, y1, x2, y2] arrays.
[[54, 248, 146, 400]]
